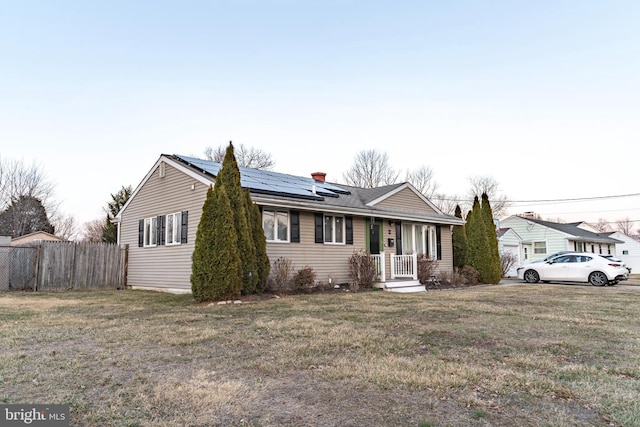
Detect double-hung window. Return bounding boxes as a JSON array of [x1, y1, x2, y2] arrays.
[[324, 215, 344, 244], [143, 217, 158, 247], [263, 209, 289, 242], [166, 212, 182, 245], [533, 241, 547, 254], [138, 211, 188, 248]]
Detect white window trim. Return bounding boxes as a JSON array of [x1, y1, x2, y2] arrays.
[[143, 217, 157, 247], [324, 214, 345, 245], [263, 209, 290, 243], [165, 212, 182, 246], [402, 223, 437, 259], [533, 241, 547, 254]]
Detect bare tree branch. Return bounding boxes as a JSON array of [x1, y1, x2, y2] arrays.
[[466, 175, 510, 218], [81, 218, 106, 242], [204, 143, 275, 170], [615, 217, 635, 236], [342, 150, 399, 188], [405, 166, 439, 199], [587, 218, 612, 233], [0, 157, 56, 213], [52, 213, 80, 241], [430, 193, 464, 216]]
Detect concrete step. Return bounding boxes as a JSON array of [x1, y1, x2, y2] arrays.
[[379, 280, 426, 293]]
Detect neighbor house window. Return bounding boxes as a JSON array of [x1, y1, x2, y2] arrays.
[[623, 250, 629, 255], [166, 212, 182, 245], [263, 209, 289, 242], [533, 241, 546, 254], [144, 217, 158, 247], [324, 215, 344, 244]]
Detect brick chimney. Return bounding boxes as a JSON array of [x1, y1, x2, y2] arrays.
[[311, 172, 326, 183]]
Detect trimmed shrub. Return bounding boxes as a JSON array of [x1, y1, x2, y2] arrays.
[[293, 266, 317, 293]]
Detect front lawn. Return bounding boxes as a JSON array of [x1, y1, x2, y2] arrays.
[[1, 285, 639, 426]]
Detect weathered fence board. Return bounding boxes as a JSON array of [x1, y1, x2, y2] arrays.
[[0, 246, 37, 290], [0, 242, 128, 291]]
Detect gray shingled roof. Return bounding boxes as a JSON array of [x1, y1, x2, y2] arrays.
[[171, 154, 463, 226], [523, 217, 623, 244]]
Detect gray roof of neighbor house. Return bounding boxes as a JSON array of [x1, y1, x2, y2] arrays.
[[496, 228, 510, 239], [521, 217, 623, 244], [171, 154, 464, 226]]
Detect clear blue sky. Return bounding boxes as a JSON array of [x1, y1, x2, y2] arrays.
[[1, 1, 639, 230]]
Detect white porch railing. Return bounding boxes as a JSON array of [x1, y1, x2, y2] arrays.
[[390, 253, 418, 280], [371, 253, 386, 283]]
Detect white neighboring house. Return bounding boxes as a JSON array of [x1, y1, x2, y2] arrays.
[[499, 216, 624, 266], [497, 228, 523, 277], [606, 231, 640, 274]]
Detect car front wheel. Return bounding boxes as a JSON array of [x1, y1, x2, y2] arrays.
[[524, 270, 540, 283], [589, 271, 608, 287]]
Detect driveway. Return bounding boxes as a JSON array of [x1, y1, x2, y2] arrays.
[[499, 275, 640, 289]]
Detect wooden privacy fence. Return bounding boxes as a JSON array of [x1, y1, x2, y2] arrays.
[[0, 242, 128, 291]]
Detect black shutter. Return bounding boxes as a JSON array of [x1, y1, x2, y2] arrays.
[[436, 225, 442, 260], [345, 216, 353, 245], [159, 215, 166, 246], [138, 219, 144, 247], [290, 211, 300, 243], [314, 213, 324, 243], [181, 211, 188, 244], [395, 222, 402, 255], [157, 216, 163, 246]]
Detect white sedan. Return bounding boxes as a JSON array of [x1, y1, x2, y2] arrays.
[[517, 253, 628, 286]]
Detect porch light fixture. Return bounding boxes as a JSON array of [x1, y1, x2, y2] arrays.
[[388, 220, 394, 226]]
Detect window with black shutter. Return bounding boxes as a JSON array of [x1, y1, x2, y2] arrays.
[[345, 216, 353, 245], [180, 211, 188, 244], [290, 211, 300, 243], [138, 219, 144, 247], [314, 213, 324, 243]]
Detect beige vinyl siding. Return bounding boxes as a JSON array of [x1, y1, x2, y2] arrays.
[[375, 188, 439, 215], [266, 212, 367, 285], [121, 162, 208, 290], [436, 225, 453, 275]]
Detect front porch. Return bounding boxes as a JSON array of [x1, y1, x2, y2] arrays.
[[372, 253, 427, 293]]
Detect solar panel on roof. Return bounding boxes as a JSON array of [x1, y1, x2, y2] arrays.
[[173, 154, 350, 201]]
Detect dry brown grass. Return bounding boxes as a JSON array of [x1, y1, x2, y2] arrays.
[[1, 284, 640, 426]]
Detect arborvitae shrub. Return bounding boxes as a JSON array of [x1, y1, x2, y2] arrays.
[[246, 189, 270, 292], [481, 192, 502, 284], [452, 205, 467, 268], [217, 143, 257, 295]]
